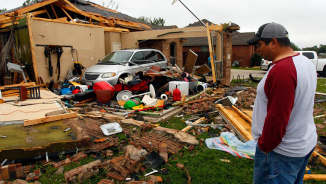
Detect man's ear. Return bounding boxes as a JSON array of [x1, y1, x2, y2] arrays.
[[270, 38, 278, 48]]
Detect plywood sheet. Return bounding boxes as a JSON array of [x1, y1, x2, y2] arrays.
[[0, 101, 63, 122], [184, 50, 198, 73]]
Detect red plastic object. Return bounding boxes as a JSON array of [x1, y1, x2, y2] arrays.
[[93, 81, 115, 98], [72, 89, 81, 94], [113, 80, 148, 92], [96, 90, 112, 104], [173, 85, 181, 101]]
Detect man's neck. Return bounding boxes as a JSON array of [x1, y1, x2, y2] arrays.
[[273, 47, 297, 62]]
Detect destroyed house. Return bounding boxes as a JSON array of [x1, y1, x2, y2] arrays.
[[0, 0, 237, 86], [0, 0, 155, 85]]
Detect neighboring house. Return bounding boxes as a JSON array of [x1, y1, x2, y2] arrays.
[[232, 31, 256, 67]]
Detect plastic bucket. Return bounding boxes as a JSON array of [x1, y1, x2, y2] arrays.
[[196, 83, 208, 92]]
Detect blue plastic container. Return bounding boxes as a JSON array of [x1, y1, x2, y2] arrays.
[[61, 88, 72, 95]]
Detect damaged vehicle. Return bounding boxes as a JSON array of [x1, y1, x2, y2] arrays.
[[82, 49, 168, 86]]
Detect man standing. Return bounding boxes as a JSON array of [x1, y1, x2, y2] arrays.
[[247, 23, 317, 183]]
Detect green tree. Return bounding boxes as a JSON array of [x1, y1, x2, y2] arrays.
[[291, 42, 301, 51], [102, 0, 119, 10], [22, 0, 38, 6], [137, 16, 165, 27], [0, 8, 7, 13], [318, 44, 326, 54], [250, 53, 263, 67], [302, 45, 318, 52]]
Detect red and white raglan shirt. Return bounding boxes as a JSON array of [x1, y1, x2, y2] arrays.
[[252, 53, 317, 157]]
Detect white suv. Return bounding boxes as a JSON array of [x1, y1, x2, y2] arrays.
[[82, 49, 168, 86]]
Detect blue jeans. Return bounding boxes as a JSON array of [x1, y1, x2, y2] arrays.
[[253, 144, 314, 184]]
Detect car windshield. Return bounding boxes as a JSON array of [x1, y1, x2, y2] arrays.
[[97, 51, 133, 65]]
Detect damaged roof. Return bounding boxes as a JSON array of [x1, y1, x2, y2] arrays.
[[0, 0, 154, 31], [71, 0, 153, 30]]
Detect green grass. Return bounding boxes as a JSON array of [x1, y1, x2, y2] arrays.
[[231, 66, 261, 70], [230, 78, 260, 88], [317, 79, 326, 93]]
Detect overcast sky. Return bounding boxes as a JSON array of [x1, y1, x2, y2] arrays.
[[1, 0, 325, 49]]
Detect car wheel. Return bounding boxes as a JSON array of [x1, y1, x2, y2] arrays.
[[117, 74, 129, 84], [323, 67, 326, 77]]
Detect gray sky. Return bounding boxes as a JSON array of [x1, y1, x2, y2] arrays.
[[1, 0, 325, 49]]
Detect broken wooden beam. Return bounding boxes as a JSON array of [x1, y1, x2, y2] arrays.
[[0, 82, 36, 90], [26, 13, 40, 85], [24, 112, 77, 126], [232, 105, 252, 124], [181, 117, 205, 132], [50, 4, 59, 19], [216, 104, 253, 141], [304, 174, 326, 180]]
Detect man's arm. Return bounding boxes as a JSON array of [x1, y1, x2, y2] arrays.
[[258, 60, 297, 153]]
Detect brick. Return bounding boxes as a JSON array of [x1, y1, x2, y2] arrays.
[[188, 145, 194, 151], [9, 164, 16, 180], [97, 179, 114, 184], [0, 166, 2, 181], [176, 163, 185, 170], [1, 165, 9, 180], [106, 171, 124, 181], [33, 175, 39, 181], [156, 176, 163, 183], [24, 165, 30, 174], [15, 166, 24, 179]]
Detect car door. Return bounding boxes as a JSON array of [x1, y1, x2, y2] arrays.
[[129, 51, 146, 75], [141, 50, 167, 72]]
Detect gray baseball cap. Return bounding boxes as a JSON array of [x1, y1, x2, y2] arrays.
[[246, 23, 289, 45]]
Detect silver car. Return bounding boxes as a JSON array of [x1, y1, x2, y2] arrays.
[[83, 49, 168, 86]]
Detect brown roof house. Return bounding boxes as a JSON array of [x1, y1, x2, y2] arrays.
[[232, 31, 256, 67]]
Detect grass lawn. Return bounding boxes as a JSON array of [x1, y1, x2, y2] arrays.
[[231, 66, 262, 70]]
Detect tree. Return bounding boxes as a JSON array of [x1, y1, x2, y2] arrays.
[[0, 8, 7, 13], [291, 42, 301, 51], [102, 0, 119, 11], [318, 44, 326, 54], [137, 16, 165, 27], [302, 45, 318, 52], [22, 0, 38, 6], [250, 53, 263, 67]]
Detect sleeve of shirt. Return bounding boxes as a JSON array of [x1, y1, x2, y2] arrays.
[[258, 60, 297, 153]]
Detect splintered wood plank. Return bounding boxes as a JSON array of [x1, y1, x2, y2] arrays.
[[30, 9, 47, 16], [44, 7, 51, 19], [33, 17, 129, 33], [232, 105, 252, 124], [26, 14, 39, 84], [0, 21, 19, 28], [0, 82, 36, 90], [24, 112, 77, 126], [304, 174, 326, 180], [16, 0, 59, 15], [184, 49, 198, 74], [50, 4, 58, 19], [216, 104, 253, 141], [206, 23, 216, 83], [60, 7, 73, 21]]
